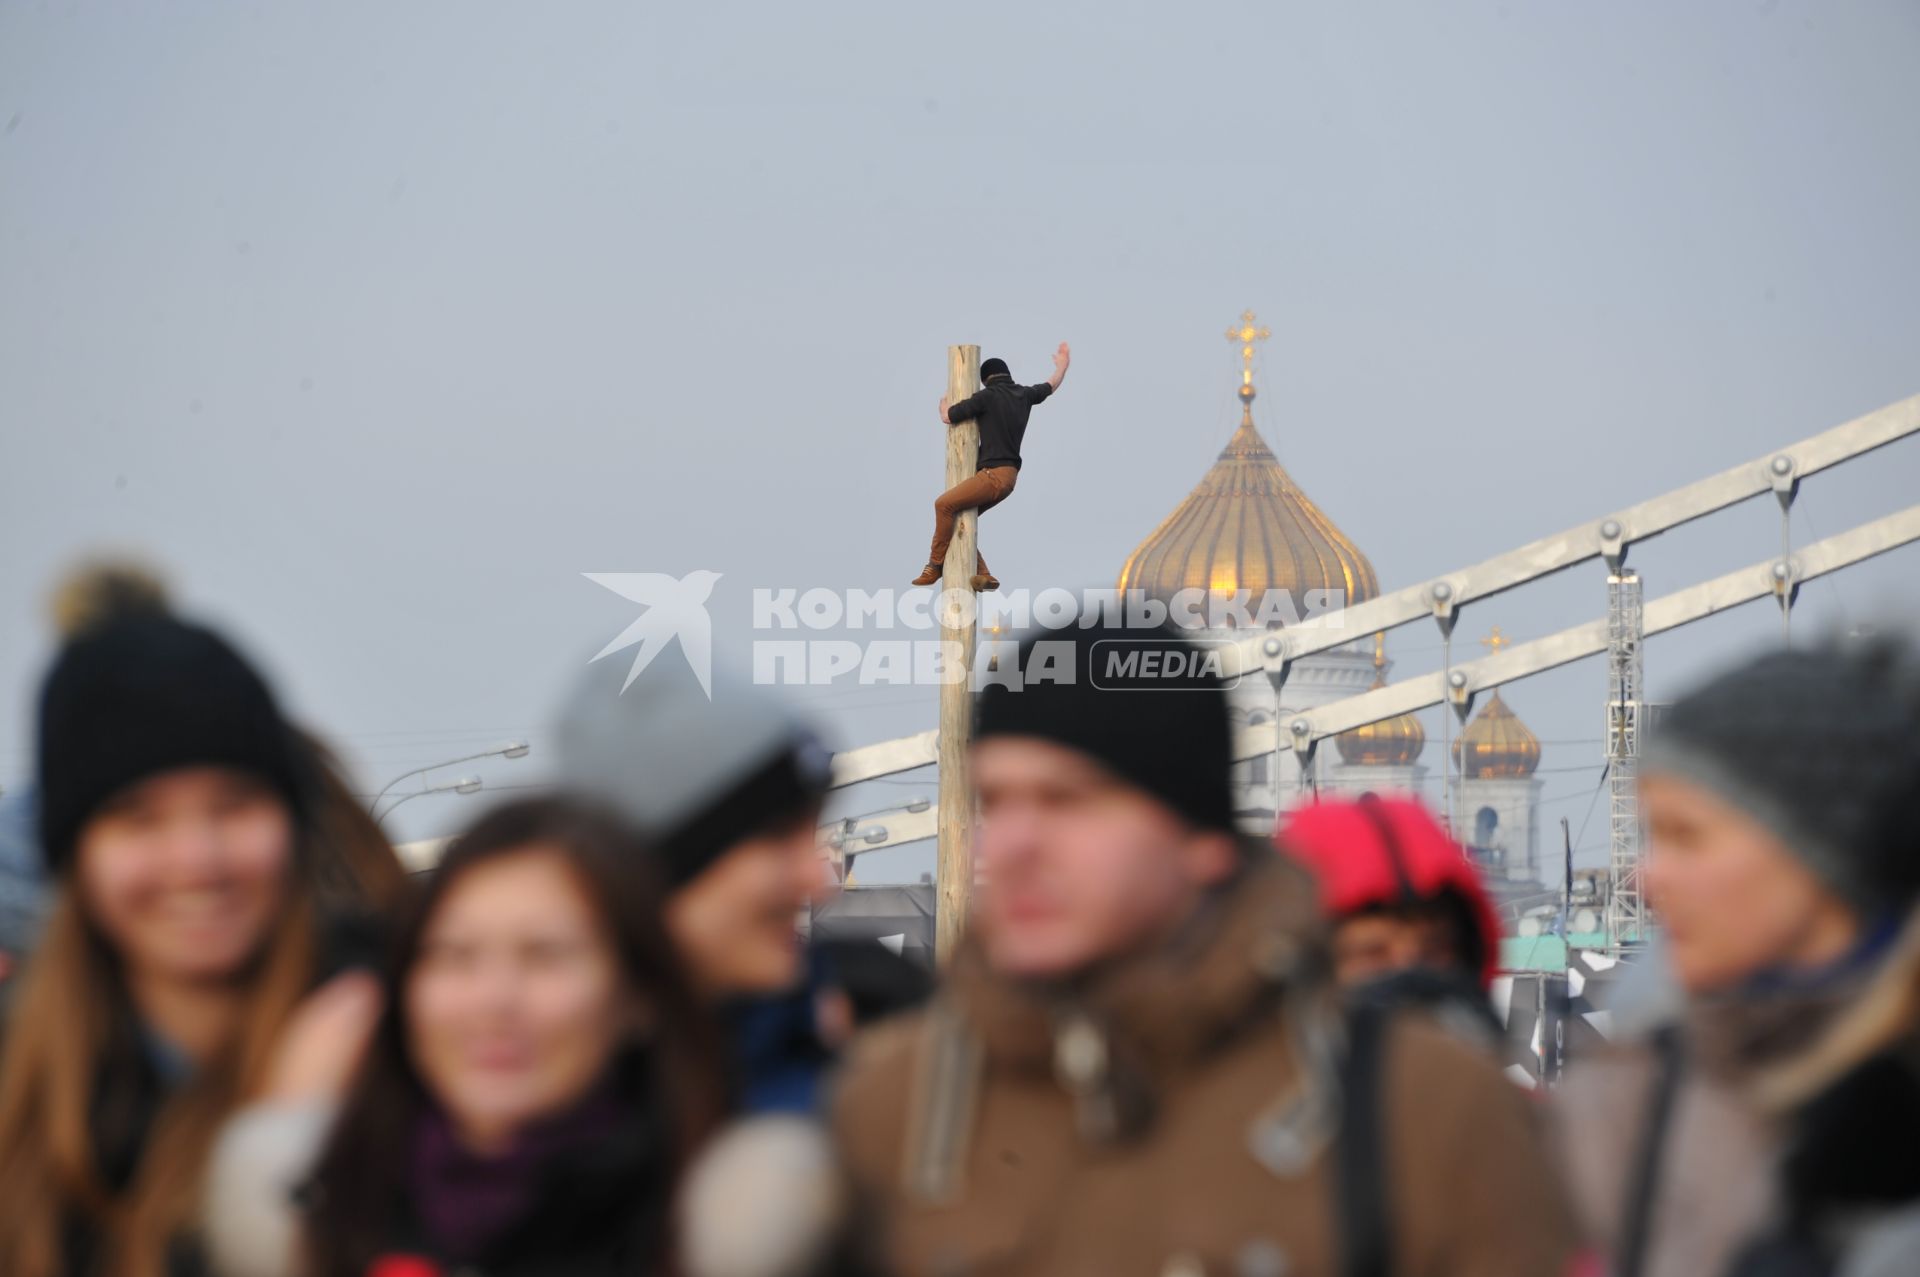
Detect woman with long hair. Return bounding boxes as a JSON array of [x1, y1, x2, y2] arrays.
[[0, 565, 401, 1277], [206, 796, 730, 1277]]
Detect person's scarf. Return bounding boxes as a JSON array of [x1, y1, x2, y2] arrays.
[[406, 1083, 629, 1263], [1690, 915, 1904, 1084]]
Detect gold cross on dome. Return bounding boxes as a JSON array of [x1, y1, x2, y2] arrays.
[[1480, 626, 1512, 654], [1226, 309, 1271, 393]]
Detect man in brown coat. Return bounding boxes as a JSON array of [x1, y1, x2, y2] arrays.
[[830, 620, 1580, 1277]]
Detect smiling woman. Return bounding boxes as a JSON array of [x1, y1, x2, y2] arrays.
[[0, 564, 402, 1277]]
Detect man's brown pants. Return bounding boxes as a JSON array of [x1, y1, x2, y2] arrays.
[[926, 465, 1018, 574]]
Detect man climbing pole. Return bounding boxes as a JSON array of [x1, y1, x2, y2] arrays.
[[912, 341, 1070, 591]]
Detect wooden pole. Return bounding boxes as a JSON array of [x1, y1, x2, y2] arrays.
[[935, 343, 981, 965]]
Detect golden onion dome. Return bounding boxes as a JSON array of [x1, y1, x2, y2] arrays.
[[1337, 635, 1426, 767], [1451, 689, 1542, 779], [1116, 312, 1378, 621]]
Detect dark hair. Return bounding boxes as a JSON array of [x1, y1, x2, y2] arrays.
[[291, 728, 410, 915], [304, 797, 727, 1275], [980, 357, 1011, 381], [1338, 894, 1485, 977]]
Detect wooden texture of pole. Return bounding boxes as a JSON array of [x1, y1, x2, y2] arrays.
[[935, 343, 981, 965]]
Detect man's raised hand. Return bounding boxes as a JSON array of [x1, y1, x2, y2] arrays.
[[1054, 341, 1071, 372]]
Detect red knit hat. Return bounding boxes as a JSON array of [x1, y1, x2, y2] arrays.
[[1276, 795, 1503, 989]]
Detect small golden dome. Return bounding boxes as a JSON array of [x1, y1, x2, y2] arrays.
[[1337, 636, 1426, 767], [1451, 690, 1542, 779], [1115, 405, 1379, 619]]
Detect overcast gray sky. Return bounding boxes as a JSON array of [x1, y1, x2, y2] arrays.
[[4, 1, 1917, 878]]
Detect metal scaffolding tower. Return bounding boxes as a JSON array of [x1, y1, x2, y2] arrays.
[[1604, 572, 1645, 949]]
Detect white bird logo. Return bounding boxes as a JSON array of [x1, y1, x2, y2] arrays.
[[583, 570, 724, 697]]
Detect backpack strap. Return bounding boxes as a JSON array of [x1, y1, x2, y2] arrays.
[[1334, 1001, 1395, 1277], [1617, 1023, 1686, 1277]]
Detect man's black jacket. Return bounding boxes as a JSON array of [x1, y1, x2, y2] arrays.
[[947, 375, 1053, 472]]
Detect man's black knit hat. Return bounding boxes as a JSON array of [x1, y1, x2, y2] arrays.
[[973, 618, 1237, 834], [35, 569, 307, 874], [979, 357, 1011, 382], [1641, 637, 1920, 917]]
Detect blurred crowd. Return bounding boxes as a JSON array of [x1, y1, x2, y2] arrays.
[[1, 562, 1918, 1277]]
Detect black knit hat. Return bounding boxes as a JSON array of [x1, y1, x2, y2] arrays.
[[1641, 637, 1920, 917], [35, 583, 306, 875], [980, 357, 1011, 382], [973, 619, 1237, 834]]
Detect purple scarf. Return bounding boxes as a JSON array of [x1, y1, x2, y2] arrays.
[[407, 1086, 629, 1262]]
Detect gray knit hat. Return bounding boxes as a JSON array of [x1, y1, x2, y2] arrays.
[[1641, 637, 1920, 918], [554, 652, 834, 888]]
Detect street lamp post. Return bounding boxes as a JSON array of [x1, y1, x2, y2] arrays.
[[378, 775, 484, 821], [827, 795, 933, 862], [368, 741, 529, 817]]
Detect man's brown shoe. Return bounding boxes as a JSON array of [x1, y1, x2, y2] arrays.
[[911, 564, 942, 586], [971, 573, 1000, 592]]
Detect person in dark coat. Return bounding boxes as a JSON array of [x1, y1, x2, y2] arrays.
[[555, 653, 847, 1115], [1278, 794, 1507, 1051], [911, 343, 1070, 592]]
